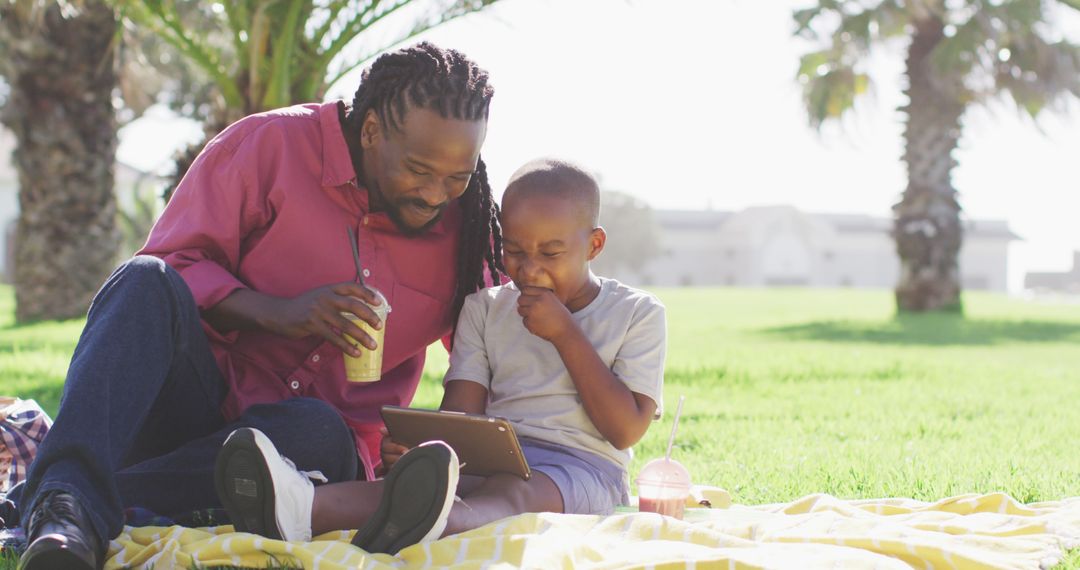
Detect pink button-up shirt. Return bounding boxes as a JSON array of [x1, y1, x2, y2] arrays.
[[139, 102, 460, 478]]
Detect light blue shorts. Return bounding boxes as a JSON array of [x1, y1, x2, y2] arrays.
[[520, 437, 629, 515]]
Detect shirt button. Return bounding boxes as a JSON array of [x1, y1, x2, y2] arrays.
[[362, 269, 371, 278], [289, 380, 300, 390], [311, 355, 320, 363]]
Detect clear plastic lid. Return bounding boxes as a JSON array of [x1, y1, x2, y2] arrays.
[[636, 457, 692, 490], [366, 288, 391, 318], [343, 288, 391, 320]]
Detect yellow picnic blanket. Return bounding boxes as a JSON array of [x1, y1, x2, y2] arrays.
[[105, 491, 1080, 569]]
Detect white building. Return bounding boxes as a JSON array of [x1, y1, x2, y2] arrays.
[[4, 130, 1018, 293], [619, 206, 1016, 291], [1025, 252, 1080, 293]]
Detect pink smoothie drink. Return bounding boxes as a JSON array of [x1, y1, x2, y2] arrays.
[[638, 495, 687, 519], [636, 457, 692, 520]]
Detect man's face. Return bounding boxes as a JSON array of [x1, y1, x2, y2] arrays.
[[500, 192, 604, 306], [360, 106, 487, 235]]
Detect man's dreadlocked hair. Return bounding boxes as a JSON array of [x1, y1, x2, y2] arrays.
[[344, 42, 505, 320]]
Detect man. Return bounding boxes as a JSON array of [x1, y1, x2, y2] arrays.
[[14, 41, 505, 570]]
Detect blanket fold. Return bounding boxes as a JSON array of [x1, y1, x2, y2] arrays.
[[104, 492, 1080, 569]]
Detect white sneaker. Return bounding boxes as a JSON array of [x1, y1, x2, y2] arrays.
[[350, 440, 459, 554], [214, 427, 326, 541]]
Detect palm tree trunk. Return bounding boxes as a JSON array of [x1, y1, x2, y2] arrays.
[[0, 1, 120, 322], [894, 15, 965, 312]]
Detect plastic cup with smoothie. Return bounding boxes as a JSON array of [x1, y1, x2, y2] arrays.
[[341, 289, 390, 382], [636, 457, 692, 519], [636, 395, 692, 519]]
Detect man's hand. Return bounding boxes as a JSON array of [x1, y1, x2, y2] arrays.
[[517, 286, 575, 341], [268, 282, 384, 357], [377, 426, 410, 475]]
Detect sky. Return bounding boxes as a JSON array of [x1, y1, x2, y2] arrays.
[[117, 0, 1080, 292]]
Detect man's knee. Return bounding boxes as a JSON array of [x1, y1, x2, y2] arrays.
[[245, 398, 357, 481], [95, 256, 184, 304], [275, 397, 349, 434], [112, 256, 175, 289], [86, 256, 191, 321]]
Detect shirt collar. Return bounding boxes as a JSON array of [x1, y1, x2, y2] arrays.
[[319, 100, 357, 188]]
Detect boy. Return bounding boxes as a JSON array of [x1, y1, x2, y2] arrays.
[[214, 158, 667, 554]]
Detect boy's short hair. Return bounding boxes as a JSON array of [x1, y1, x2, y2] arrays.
[[504, 158, 600, 227]]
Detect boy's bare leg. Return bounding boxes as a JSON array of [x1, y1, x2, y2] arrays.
[[454, 474, 488, 496], [443, 472, 563, 536], [310, 471, 494, 536], [310, 471, 561, 538], [310, 480, 384, 536]]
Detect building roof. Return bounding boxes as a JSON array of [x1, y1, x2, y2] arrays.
[[653, 209, 730, 230], [653, 206, 1019, 240]]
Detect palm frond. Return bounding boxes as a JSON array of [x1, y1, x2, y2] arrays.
[[992, 34, 1080, 116], [311, 0, 363, 47], [792, 0, 910, 127], [116, 0, 243, 108], [798, 49, 870, 128], [317, 0, 414, 78], [924, 0, 1080, 115], [221, 1, 249, 61], [262, 0, 306, 109], [324, 0, 502, 91]]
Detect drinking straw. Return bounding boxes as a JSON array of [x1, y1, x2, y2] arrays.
[[347, 226, 365, 286], [665, 395, 686, 461]]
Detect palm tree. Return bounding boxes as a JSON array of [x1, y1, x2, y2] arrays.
[[0, 0, 121, 322], [794, 0, 1080, 312], [113, 0, 503, 192]]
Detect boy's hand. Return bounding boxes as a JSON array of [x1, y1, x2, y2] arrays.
[[378, 426, 410, 474], [517, 286, 574, 341]]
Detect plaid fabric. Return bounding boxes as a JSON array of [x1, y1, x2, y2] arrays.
[[0, 398, 52, 493]]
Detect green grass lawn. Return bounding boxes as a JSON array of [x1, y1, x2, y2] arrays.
[[2, 285, 1079, 568]]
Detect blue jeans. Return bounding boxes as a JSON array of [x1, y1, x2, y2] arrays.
[[10, 256, 358, 549]]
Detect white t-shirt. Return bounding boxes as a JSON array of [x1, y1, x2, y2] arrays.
[[444, 277, 666, 469]]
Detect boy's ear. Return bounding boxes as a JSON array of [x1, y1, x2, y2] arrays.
[[360, 109, 382, 149], [587, 227, 607, 261]]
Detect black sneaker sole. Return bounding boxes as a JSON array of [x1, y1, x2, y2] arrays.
[[350, 445, 452, 554], [214, 428, 281, 540]]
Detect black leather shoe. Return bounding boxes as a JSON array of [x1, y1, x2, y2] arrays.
[[18, 491, 101, 570]]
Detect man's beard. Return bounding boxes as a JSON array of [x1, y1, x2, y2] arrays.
[[367, 180, 447, 236], [385, 197, 448, 237]]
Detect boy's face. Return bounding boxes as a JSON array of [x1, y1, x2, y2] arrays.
[[500, 192, 605, 306]]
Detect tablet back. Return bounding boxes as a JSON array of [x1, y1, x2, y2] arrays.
[[381, 406, 531, 480]]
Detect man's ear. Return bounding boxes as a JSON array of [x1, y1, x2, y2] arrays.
[[587, 227, 607, 261], [360, 109, 382, 149]]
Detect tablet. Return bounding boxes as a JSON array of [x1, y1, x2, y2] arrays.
[[381, 406, 531, 480]]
